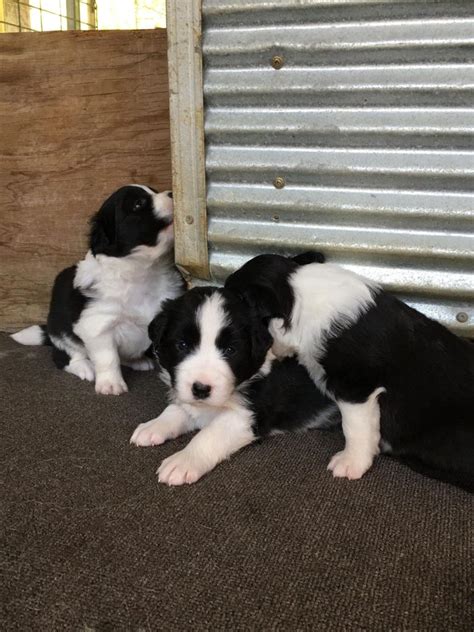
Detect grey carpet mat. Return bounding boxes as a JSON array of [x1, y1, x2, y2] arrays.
[[1, 333, 472, 631]]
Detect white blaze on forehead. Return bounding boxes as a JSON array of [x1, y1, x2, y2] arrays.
[[175, 291, 236, 407], [196, 292, 229, 350]]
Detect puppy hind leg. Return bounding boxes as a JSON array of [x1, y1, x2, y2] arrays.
[[65, 354, 95, 382], [328, 387, 385, 480], [50, 339, 94, 382], [84, 334, 128, 395]]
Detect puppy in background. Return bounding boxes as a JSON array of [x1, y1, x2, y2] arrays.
[[225, 253, 474, 491], [131, 259, 339, 486], [12, 185, 185, 395]]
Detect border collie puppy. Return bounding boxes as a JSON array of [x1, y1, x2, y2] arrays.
[[225, 254, 474, 491], [12, 185, 185, 395], [130, 285, 338, 486]]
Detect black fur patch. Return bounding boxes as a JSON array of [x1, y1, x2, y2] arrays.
[[46, 265, 88, 367], [243, 357, 339, 437]]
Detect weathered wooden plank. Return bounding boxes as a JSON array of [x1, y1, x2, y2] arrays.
[[0, 29, 171, 330], [167, 0, 209, 281]]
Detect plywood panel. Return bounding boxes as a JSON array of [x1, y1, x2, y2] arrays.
[[0, 29, 171, 330]]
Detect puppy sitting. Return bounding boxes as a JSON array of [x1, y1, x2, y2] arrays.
[[225, 254, 474, 491], [131, 286, 338, 485], [12, 185, 184, 395]]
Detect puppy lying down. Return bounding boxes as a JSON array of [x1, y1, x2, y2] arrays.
[[226, 253, 474, 491], [131, 286, 339, 486]]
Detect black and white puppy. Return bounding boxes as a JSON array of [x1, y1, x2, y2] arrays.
[[12, 185, 185, 395], [130, 285, 338, 485], [225, 254, 474, 491]]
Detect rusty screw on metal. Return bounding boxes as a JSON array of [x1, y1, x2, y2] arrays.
[[456, 311, 469, 323], [185, 215, 194, 225], [271, 55, 284, 70], [273, 176, 285, 189]]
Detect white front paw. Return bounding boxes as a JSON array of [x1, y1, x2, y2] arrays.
[[95, 374, 128, 396], [327, 449, 373, 480], [130, 419, 166, 446], [157, 450, 208, 486]]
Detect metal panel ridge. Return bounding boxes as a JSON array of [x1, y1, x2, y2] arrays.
[[202, 0, 474, 334]]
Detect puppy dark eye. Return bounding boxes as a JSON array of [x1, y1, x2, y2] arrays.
[[133, 198, 146, 211], [224, 345, 236, 357], [176, 340, 189, 351]]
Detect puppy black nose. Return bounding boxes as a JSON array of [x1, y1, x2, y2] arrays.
[[167, 191, 173, 199], [192, 381, 211, 400]]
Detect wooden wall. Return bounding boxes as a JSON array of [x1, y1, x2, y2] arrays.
[[0, 29, 171, 331]]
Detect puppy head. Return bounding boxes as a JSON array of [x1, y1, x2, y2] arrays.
[[225, 252, 325, 359], [89, 185, 174, 258], [149, 287, 272, 407], [225, 252, 325, 324], [224, 254, 297, 328]]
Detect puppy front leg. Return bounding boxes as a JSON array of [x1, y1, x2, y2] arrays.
[[84, 334, 127, 395], [328, 387, 385, 480], [158, 410, 256, 486], [130, 404, 195, 447]]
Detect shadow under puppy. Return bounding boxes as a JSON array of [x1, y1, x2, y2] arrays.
[[225, 253, 474, 492], [12, 185, 184, 395], [131, 266, 338, 485]]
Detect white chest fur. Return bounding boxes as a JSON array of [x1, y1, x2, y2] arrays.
[[73, 250, 183, 359]]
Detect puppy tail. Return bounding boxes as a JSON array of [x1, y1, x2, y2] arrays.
[[292, 251, 325, 266], [10, 324, 50, 346]]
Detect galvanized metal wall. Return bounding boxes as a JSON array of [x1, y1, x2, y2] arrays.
[[202, 0, 474, 335]]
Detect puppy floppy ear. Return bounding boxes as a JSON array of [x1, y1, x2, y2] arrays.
[[292, 251, 325, 265], [147, 310, 169, 363], [89, 195, 117, 256], [238, 284, 285, 325], [249, 315, 273, 367], [148, 301, 173, 346], [225, 254, 296, 326]]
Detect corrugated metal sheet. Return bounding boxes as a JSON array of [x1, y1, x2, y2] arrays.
[[201, 0, 474, 335]]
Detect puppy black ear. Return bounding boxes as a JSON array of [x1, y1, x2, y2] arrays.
[[89, 196, 117, 256], [148, 304, 171, 346], [292, 251, 325, 265], [250, 316, 273, 367], [225, 254, 295, 326], [239, 284, 284, 323]]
